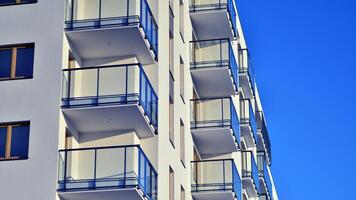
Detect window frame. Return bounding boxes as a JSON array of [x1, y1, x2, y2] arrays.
[[180, 119, 185, 167], [0, 43, 35, 81], [0, 121, 30, 161]]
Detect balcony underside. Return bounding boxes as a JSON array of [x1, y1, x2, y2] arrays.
[[241, 125, 255, 148], [191, 67, 235, 99], [239, 74, 254, 99], [58, 188, 145, 200], [191, 127, 238, 159], [192, 190, 235, 200], [62, 104, 155, 138], [190, 10, 234, 40], [66, 25, 155, 66], [242, 178, 258, 198]]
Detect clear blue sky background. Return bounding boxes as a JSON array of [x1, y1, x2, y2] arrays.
[[237, 0, 356, 199]]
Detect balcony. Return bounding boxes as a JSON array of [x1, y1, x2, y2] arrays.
[[257, 152, 273, 200], [241, 151, 260, 197], [191, 159, 242, 200], [256, 111, 272, 165], [189, 0, 237, 40], [64, 0, 158, 65], [190, 97, 239, 158], [61, 64, 158, 138], [57, 145, 157, 200], [240, 99, 257, 148], [238, 49, 255, 99], [190, 39, 238, 98]]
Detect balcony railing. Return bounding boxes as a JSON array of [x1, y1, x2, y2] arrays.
[[241, 151, 260, 195], [238, 48, 255, 96], [191, 159, 242, 199], [257, 111, 272, 165], [64, 0, 158, 58], [241, 99, 257, 144], [190, 97, 240, 145], [258, 153, 273, 200], [61, 63, 158, 131], [190, 38, 238, 87], [58, 145, 157, 200], [189, 0, 237, 37]]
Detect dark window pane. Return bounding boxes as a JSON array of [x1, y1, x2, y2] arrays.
[[0, 49, 12, 79], [16, 47, 34, 78], [10, 125, 30, 159], [0, 127, 6, 158]]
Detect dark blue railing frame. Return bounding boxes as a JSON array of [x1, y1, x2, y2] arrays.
[[61, 63, 158, 131], [0, 0, 37, 7], [190, 97, 240, 148], [191, 159, 242, 199], [190, 38, 239, 92], [242, 151, 261, 195], [189, 0, 237, 37], [64, 0, 158, 60], [58, 145, 157, 200]]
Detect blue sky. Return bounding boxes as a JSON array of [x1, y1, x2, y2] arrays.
[[237, 0, 356, 199]]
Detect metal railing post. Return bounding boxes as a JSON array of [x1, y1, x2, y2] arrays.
[[63, 151, 68, 190], [93, 149, 97, 189], [96, 68, 100, 106]]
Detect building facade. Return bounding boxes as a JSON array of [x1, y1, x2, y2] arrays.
[[0, 1, 278, 200]]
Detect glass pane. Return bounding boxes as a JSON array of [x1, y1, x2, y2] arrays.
[[199, 161, 224, 187], [70, 68, 98, 98], [101, 0, 127, 18], [96, 147, 125, 188], [73, 0, 100, 21], [0, 49, 12, 79], [58, 152, 65, 181], [126, 146, 138, 186], [65, 150, 95, 189], [10, 125, 30, 159], [195, 99, 224, 126], [62, 71, 69, 99], [127, 65, 140, 97], [0, 127, 7, 158], [16, 47, 34, 78], [98, 66, 126, 97]]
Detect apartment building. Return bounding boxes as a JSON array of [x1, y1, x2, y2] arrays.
[[0, 0, 278, 200]]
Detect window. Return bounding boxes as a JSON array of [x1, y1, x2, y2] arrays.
[[180, 186, 185, 200], [169, 91, 175, 146], [180, 119, 185, 166], [169, 57, 175, 147], [169, 10, 175, 75], [0, 121, 30, 161], [0, 43, 34, 81], [179, 57, 185, 103], [0, 0, 37, 6], [179, 0, 184, 42], [169, 166, 175, 200]]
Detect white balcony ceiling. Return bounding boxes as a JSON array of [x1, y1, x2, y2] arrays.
[[191, 67, 235, 98], [190, 10, 234, 40], [62, 104, 155, 138], [66, 26, 155, 66]]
